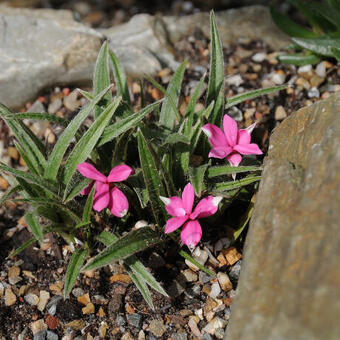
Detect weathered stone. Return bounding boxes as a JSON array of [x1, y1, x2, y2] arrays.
[[148, 319, 166, 337], [225, 92, 340, 340]]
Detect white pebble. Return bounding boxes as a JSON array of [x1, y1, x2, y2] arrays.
[[271, 72, 286, 85], [315, 62, 326, 78], [308, 87, 320, 98], [275, 105, 287, 121], [298, 64, 312, 74], [209, 282, 221, 299], [225, 74, 244, 87], [251, 52, 267, 63]]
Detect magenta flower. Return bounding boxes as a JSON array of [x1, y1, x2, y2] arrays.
[[160, 183, 222, 248], [77, 162, 134, 217], [202, 114, 262, 167]]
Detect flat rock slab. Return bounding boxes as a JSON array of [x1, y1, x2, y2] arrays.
[[0, 5, 289, 109], [225, 92, 340, 340]]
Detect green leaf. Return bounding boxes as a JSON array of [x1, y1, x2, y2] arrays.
[[159, 61, 186, 130], [64, 175, 92, 203], [93, 41, 112, 118], [207, 165, 262, 178], [233, 194, 255, 242], [98, 100, 161, 147], [78, 89, 93, 100], [82, 186, 95, 222], [0, 184, 21, 206], [97, 231, 118, 245], [277, 53, 321, 66], [9, 237, 36, 258], [185, 73, 206, 120], [327, 0, 340, 12], [307, 1, 340, 29], [330, 46, 340, 62], [109, 49, 131, 105], [0, 162, 57, 197], [179, 250, 215, 277], [137, 129, 167, 227], [82, 227, 161, 271], [270, 7, 318, 38], [14, 141, 39, 176], [25, 213, 43, 243], [163, 133, 190, 146], [64, 248, 88, 298], [63, 97, 121, 187], [292, 37, 340, 57], [44, 85, 113, 181], [11, 112, 68, 126], [212, 175, 261, 192], [189, 164, 209, 196], [206, 11, 224, 126], [225, 85, 288, 109]]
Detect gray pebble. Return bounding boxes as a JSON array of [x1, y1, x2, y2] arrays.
[[308, 87, 320, 98], [48, 98, 62, 114], [34, 330, 47, 340], [27, 100, 46, 113], [46, 296, 63, 315], [224, 307, 231, 320], [72, 288, 85, 297], [199, 272, 211, 284], [116, 315, 126, 326], [46, 331, 59, 340], [227, 106, 243, 122], [127, 313, 143, 328], [201, 334, 213, 340], [171, 333, 188, 340], [215, 327, 225, 339], [229, 260, 242, 282]]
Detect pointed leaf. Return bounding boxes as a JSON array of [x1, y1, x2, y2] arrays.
[[277, 53, 321, 66], [207, 165, 262, 178], [330, 46, 340, 62], [12, 112, 68, 126], [189, 164, 209, 197], [25, 213, 43, 243], [233, 194, 255, 242], [9, 237, 36, 258], [0, 184, 21, 206], [64, 248, 88, 298], [82, 186, 95, 222], [179, 249, 215, 277], [212, 175, 261, 192], [82, 227, 161, 271], [292, 37, 340, 57]]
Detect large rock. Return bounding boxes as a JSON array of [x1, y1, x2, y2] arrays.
[[0, 5, 289, 109], [225, 92, 340, 340]]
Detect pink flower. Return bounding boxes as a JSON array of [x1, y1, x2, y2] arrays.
[[202, 114, 262, 167], [160, 183, 222, 248], [77, 162, 134, 217]]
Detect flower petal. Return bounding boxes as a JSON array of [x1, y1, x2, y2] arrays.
[[182, 183, 195, 214], [227, 153, 242, 167], [181, 220, 202, 248], [164, 216, 188, 234], [234, 143, 263, 155], [246, 122, 256, 134], [107, 165, 134, 183], [237, 130, 251, 145], [160, 196, 186, 217], [190, 196, 222, 219], [208, 146, 232, 159], [77, 162, 107, 181], [80, 181, 94, 195], [93, 182, 110, 211], [223, 114, 238, 147], [202, 124, 227, 147], [109, 186, 129, 217]]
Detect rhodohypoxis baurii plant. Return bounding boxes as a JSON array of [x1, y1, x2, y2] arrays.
[[77, 162, 134, 217], [202, 114, 262, 167], [160, 183, 222, 248]]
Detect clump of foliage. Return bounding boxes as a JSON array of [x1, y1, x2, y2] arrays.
[[0, 12, 285, 308], [271, 0, 340, 65]]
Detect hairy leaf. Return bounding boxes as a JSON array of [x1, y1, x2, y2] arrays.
[[25, 213, 43, 243]]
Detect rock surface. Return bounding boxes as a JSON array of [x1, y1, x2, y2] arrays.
[[0, 5, 289, 109], [225, 92, 340, 340]]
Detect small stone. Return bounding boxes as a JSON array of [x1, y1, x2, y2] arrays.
[[228, 106, 243, 122], [82, 302, 95, 314], [121, 332, 134, 340], [315, 61, 326, 77], [5, 288, 16, 306], [48, 98, 63, 114], [46, 331, 58, 340], [203, 298, 218, 314], [215, 238, 231, 253], [49, 281, 64, 294], [171, 333, 187, 340], [215, 328, 225, 339], [44, 128, 55, 144], [98, 321, 108, 338], [127, 313, 143, 328], [225, 74, 243, 87], [27, 99, 46, 113], [168, 279, 186, 298], [97, 306, 105, 317], [137, 330, 145, 340], [217, 272, 233, 291], [185, 247, 208, 271], [108, 294, 123, 316], [297, 64, 312, 76], [64, 319, 85, 331], [134, 220, 148, 229], [46, 296, 62, 315], [188, 318, 201, 337], [209, 282, 221, 299], [25, 293, 40, 306], [110, 273, 132, 284], [0, 282, 4, 298], [115, 315, 126, 326], [8, 265, 21, 284], [77, 293, 90, 306], [93, 295, 108, 305], [222, 247, 242, 266], [244, 108, 256, 120], [251, 52, 267, 63], [267, 52, 280, 64], [30, 319, 47, 335], [7, 146, 19, 160], [84, 269, 95, 278], [275, 105, 287, 121], [201, 334, 213, 340], [310, 75, 324, 88], [0, 176, 9, 190], [296, 77, 311, 90], [182, 269, 198, 282], [149, 319, 166, 337], [64, 90, 80, 111], [45, 315, 59, 330], [202, 317, 226, 335], [271, 70, 286, 85], [217, 254, 228, 267], [34, 330, 47, 340], [72, 288, 85, 297], [308, 87, 320, 98]]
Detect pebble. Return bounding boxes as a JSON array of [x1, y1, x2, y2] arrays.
[[64, 319, 85, 331], [209, 282, 221, 299], [310, 75, 324, 88], [0, 176, 9, 190], [188, 318, 201, 337], [110, 273, 132, 284], [46, 296, 63, 315], [201, 334, 213, 340], [77, 293, 90, 305], [72, 288, 85, 297], [134, 220, 148, 229], [202, 317, 226, 335], [225, 74, 244, 87], [127, 313, 143, 328], [315, 61, 326, 77], [244, 108, 256, 120], [251, 52, 267, 63], [297, 64, 312, 75], [44, 128, 55, 144], [274, 105, 287, 121], [185, 247, 209, 271], [217, 272, 233, 291], [138, 330, 145, 340], [5, 288, 17, 306], [215, 327, 225, 339], [82, 302, 95, 314], [27, 99, 46, 113], [46, 331, 58, 340], [308, 87, 320, 98], [203, 297, 218, 314], [45, 315, 59, 330], [93, 295, 108, 305], [0, 282, 4, 298], [149, 319, 166, 337], [98, 321, 108, 338], [24, 293, 40, 306], [64, 90, 80, 111], [168, 278, 186, 298], [227, 106, 243, 122], [296, 77, 311, 90], [116, 315, 126, 326], [30, 319, 47, 335], [34, 330, 47, 340], [172, 333, 188, 340], [229, 260, 242, 282], [48, 98, 63, 114], [8, 265, 21, 284], [182, 269, 198, 282], [271, 71, 286, 85], [121, 332, 134, 340]]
